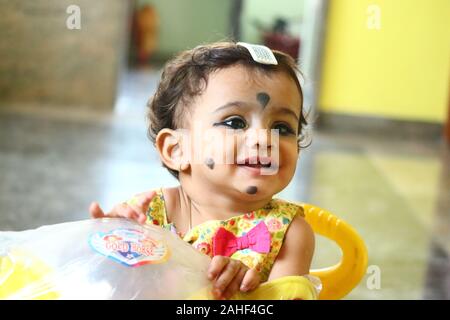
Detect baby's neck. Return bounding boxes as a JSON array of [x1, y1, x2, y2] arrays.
[[177, 185, 272, 223]]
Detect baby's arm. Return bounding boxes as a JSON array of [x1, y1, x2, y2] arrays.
[[267, 213, 315, 281], [89, 191, 156, 225]]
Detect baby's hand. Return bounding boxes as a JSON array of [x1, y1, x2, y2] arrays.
[[89, 191, 156, 225], [208, 256, 260, 300]]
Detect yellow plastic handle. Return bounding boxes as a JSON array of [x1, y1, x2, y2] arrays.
[[302, 204, 368, 300], [189, 275, 319, 300]]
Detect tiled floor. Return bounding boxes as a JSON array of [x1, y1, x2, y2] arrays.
[[0, 69, 449, 299]]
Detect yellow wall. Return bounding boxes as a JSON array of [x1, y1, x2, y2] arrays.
[[318, 0, 450, 123]]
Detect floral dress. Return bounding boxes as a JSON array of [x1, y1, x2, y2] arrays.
[[144, 188, 304, 282]]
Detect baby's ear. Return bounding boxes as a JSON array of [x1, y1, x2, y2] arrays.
[[155, 129, 190, 173]]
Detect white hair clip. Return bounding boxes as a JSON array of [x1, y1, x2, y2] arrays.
[[237, 42, 278, 65]]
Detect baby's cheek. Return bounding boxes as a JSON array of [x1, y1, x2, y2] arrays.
[[279, 146, 298, 175], [203, 130, 235, 166]]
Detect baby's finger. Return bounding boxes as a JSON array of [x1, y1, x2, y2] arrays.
[[137, 192, 155, 221], [222, 267, 247, 300], [136, 190, 156, 208], [127, 191, 156, 224], [240, 268, 261, 292], [89, 202, 105, 219], [126, 203, 146, 222], [213, 260, 242, 292], [208, 256, 229, 281], [136, 213, 148, 225], [113, 203, 140, 220]]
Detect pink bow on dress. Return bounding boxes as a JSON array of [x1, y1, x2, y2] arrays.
[[212, 221, 271, 257]]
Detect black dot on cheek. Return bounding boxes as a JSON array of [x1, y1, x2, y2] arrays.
[[246, 186, 258, 195], [205, 158, 215, 170]]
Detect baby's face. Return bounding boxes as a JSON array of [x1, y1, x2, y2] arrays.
[[181, 64, 301, 202]]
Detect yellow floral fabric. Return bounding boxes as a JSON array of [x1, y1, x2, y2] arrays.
[[145, 188, 304, 282]]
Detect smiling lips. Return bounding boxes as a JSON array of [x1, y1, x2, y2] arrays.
[[240, 156, 272, 167], [237, 156, 278, 174]]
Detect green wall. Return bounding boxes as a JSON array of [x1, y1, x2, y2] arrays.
[[138, 0, 232, 59], [241, 0, 304, 44], [137, 0, 305, 58]]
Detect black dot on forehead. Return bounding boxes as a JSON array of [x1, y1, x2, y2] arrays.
[[246, 186, 258, 195], [256, 92, 270, 108], [205, 158, 215, 170]]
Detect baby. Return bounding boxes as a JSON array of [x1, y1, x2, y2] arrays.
[[90, 42, 315, 300]]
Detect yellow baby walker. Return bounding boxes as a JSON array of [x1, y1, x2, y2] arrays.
[[0, 204, 367, 300], [237, 204, 368, 300]]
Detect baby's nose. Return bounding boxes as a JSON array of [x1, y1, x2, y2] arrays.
[[244, 128, 273, 149]]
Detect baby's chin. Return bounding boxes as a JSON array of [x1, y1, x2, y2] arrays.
[[199, 163, 284, 198], [232, 181, 280, 201]]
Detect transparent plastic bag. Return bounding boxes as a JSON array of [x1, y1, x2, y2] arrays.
[[0, 218, 213, 300], [0, 218, 321, 300]]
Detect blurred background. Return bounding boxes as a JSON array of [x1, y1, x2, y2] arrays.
[[0, 0, 449, 299]]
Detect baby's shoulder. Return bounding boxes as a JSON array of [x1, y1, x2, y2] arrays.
[[266, 198, 305, 218], [146, 187, 181, 225], [159, 187, 179, 213], [144, 188, 166, 225]]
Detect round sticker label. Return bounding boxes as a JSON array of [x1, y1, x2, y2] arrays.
[[89, 228, 170, 267]]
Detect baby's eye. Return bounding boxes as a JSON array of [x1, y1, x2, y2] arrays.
[[216, 117, 247, 130], [272, 123, 295, 136]]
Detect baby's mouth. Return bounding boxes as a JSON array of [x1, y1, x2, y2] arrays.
[[241, 163, 271, 168], [237, 156, 273, 169]]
